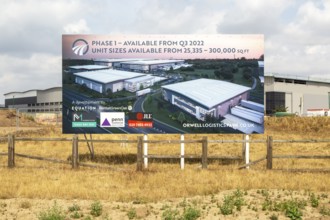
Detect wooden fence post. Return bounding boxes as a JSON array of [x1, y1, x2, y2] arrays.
[[137, 136, 143, 171], [72, 134, 79, 169], [267, 136, 273, 170], [202, 136, 208, 169], [8, 134, 15, 168]]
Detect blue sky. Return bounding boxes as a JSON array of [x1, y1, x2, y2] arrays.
[[1, 0, 330, 104]]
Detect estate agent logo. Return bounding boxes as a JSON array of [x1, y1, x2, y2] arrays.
[[72, 39, 89, 56], [100, 112, 125, 128]]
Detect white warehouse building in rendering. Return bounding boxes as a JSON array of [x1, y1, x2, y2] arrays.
[[121, 59, 185, 73], [162, 79, 251, 121], [74, 69, 165, 94], [74, 69, 146, 93]]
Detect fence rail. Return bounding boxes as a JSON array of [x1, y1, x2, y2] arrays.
[[0, 134, 329, 172]]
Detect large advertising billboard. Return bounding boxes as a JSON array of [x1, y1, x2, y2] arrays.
[[62, 35, 264, 134]]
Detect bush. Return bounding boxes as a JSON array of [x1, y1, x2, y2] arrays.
[[20, 201, 32, 209], [68, 203, 81, 212], [162, 208, 179, 220], [309, 193, 319, 208], [220, 189, 245, 215], [220, 195, 234, 215], [38, 202, 66, 220], [70, 211, 83, 219], [127, 208, 137, 219], [182, 207, 201, 220], [90, 201, 102, 217]]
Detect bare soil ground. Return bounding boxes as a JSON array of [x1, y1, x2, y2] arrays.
[[0, 189, 329, 220]]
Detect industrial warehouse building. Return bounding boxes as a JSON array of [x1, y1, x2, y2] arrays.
[[124, 75, 156, 92], [264, 73, 330, 115], [121, 59, 185, 73], [4, 87, 62, 112], [162, 79, 251, 121], [93, 58, 147, 68], [74, 69, 149, 93], [67, 65, 110, 73]]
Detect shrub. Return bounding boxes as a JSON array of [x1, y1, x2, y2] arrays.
[[20, 201, 32, 209], [220, 195, 234, 215], [269, 214, 278, 220], [68, 203, 81, 212], [162, 208, 179, 220], [38, 202, 66, 220], [309, 193, 319, 208], [320, 205, 330, 216], [90, 201, 103, 217], [220, 189, 245, 215], [281, 200, 304, 220], [127, 208, 137, 219], [182, 207, 201, 220], [70, 211, 82, 219]]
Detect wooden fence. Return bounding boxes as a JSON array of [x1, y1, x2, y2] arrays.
[[0, 135, 329, 172]]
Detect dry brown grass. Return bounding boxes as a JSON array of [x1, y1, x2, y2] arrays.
[[0, 116, 329, 202]]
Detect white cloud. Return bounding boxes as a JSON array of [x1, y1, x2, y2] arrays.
[[64, 19, 90, 34], [266, 0, 330, 76]]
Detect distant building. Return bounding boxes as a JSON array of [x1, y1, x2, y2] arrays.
[[264, 73, 330, 115], [4, 87, 62, 112], [67, 65, 110, 73], [93, 58, 146, 68], [121, 59, 185, 73], [162, 79, 251, 121]]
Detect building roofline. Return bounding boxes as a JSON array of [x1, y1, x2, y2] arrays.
[[4, 87, 62, 96], [265, 73, 330, 84], [162, 79, 250, 109]]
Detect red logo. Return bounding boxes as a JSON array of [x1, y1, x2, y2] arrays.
[[136, 112, 144, 120]]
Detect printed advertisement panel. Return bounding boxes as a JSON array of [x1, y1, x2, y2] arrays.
[[62, 35, 264, 134]]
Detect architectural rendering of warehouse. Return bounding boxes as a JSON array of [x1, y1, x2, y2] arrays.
[[162, 79, 251, 120], [67, 65, 110, 73], [4, 87, 62, 112], [124, 75, 156, 92], [264, 73, 330, 115], [93, 58, 147, 68], [121, 59, 185, 73], [74, 69, 150, 93]]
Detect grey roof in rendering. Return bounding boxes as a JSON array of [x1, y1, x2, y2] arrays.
[[93, 58, 148, 63], [74, 70, 146, 84], [68, 65, 110, 70], [162, 79, 250, 109], [121, 59, 184, 65], [124, 75, 155, 83]]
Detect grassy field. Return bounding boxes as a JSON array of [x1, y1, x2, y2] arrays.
[[0, 113, 329, 219]]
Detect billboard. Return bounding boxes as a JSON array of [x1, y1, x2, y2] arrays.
[[62, 35, 264, 134]]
